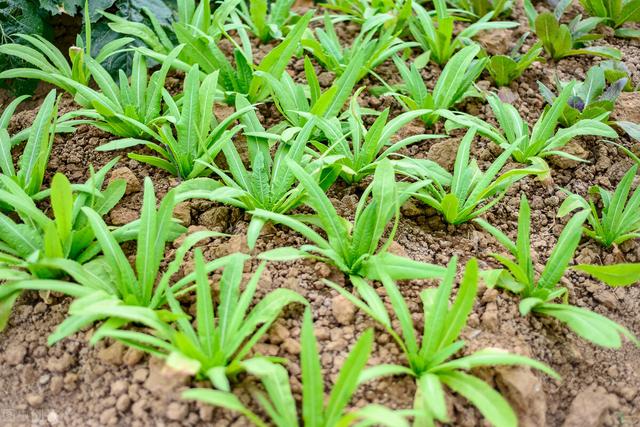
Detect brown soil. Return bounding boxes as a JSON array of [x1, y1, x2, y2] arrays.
[[1, 2, 639, 427]]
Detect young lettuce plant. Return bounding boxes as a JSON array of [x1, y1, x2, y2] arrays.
[[409, 0, 518, 66], [0, 90, 71, 196], [0, 177, 232, 342], [327, 257, 559, 427], [476, 195, 639, 348], [312, 94, 444, 183], [524, 0, 621, 60], [75, 249, 306, 391], [558, 165, 640, 248], [322, 0, 413, 32], [439, 83, 618, 165], [97, 67, 252, 179], [484, 35, 544, 87], [0, 160, 125, 278], [579, 0, 640, 36], [236, 0, 297, 43], [447, 0, 513, 21], [538, 63, 629, 127], [58, 48, 182, 138], [0, 3, 133, 96], [302, 14, 416, 81], [251, 158, 447, 281], [138, 11, 313, 103], [183, 309, 409, 427], [198, 99, 338, 236], [259, 55, 364, 128], [390, 44, 487, 127], [104, 0, 242, 64], [396, 128, 544, 224]]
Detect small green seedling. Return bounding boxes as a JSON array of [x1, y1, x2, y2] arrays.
[[524, 0, 622, 60], [183, 308, 409, 427], [327, 257, 559, 427], [439, 83, 618, 165], [251, 158, 447, 281], [485, 35, 543, 87], [476, 195, 639, 348], [397, 128, 544, 224], [558, 165, 640, 247]]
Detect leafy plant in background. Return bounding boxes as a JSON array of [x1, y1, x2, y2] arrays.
[[235, 0, 297, 43], [260, 55, 365, 128], [57, 47, 181, 138], [97, 66, 252, 179], [0, 3, 133, 96], [524, 0, 621, 60], [136, 10, 313, 103], [439, 84, 618, 165], [327, 257, 559, 427], [538, 62, 630, 127], [322, 0, 413, 33], [389, 44, 487, 126], [251, 158, 447, 281], [580, 0, 640, 37], [78, 249, 306, 391], [398, 128, 544, 225], [104, 0, 242, 65], [484, 34, 543, 87], [302, 14, 416, 81], [312, 95, 444, 184], [409, 0, 517, 66], [447, 0, 513, 21], [0, 0, 175, 93], [476, 195, 639, 348], [183, 309, 409, 427], [558, 165, 640, 247]]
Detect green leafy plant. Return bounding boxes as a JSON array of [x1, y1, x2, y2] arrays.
[[322, 0, 413, 34], [524, 0, 621, 60], [389, 44, 487, 126], [538, 62, 630, 127], [580, 0, 640, 36], [75, 249, 306, 391], [236, 0, 298, 43], [558, 165, 640, 247], [137, 10, 313, 103], [312, 96, 443, 184], [476, 194, 639, 348], [0, 3, 133, 96], [447, 0, 513, 20], [397, 128, 544, 224], [56, 47, 181, 138], [259, 55, 364, 128], [0, 90, 70, 196], [439, 83, 618, 164], [97, 67, 252, 179], [484, 34, 543, 87], [302, 14, 415, 81], [198, 101, 338, 235], [0, 177, 230, 341], [409, 0, 517, 66], [183, 308, 409, 427], [327, 257, 559, 426], [0, 159, 125, 280], [103, 0, 242, 64], [572, 262, 640, 286], [250, 158, 447, 281]]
